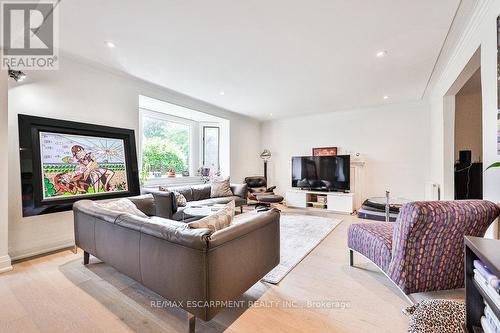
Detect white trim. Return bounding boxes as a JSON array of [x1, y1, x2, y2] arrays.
[[9, 240, 75, 261], [199, 122, 221, 172], [425, 0, 490, 98], [0, 255, 12, 273]]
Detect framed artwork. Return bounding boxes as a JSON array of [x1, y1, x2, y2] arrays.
[[18, 114, 140, 217], [312, 147, 338, 157]]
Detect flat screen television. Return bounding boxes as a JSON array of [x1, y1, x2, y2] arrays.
[[291, 155, 350, 191]]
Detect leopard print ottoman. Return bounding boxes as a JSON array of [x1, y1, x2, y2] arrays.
[[404, 299, 465, 333]]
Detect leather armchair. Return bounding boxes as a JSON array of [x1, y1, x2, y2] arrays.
[[244, 176, 277, 201]]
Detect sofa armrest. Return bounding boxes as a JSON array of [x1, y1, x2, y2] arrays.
[[266, 186, 276, 192], [230, 183, 248, 199], [141, 188, 177, 218]]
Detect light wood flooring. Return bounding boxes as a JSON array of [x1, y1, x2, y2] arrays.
[[0, 206, 463, 333]]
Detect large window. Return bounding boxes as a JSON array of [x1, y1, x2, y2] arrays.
[[139, 95, 230, 183], [141, 112, 191, 176]]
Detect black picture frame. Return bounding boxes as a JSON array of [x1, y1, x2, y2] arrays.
[[18, 114, 140, 217]]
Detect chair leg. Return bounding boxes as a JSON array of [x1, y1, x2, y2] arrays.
[[240, 206, 243, 213], [83, 251, 90, 265], [188, 313, 195, 333], [349, 249, 354, 266]]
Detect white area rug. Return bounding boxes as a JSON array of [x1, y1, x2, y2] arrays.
[[262, 214, 342, 284]]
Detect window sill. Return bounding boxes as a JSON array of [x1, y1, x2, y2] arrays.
[[143, 176, 205, 188]]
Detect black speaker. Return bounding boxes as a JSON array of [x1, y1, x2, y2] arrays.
[[459, 150, 472, 165]]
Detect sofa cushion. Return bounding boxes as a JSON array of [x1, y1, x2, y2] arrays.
[[210, 177, 233, 198], [191, 184, 212, 201], [97, 198, 149, 219], [128, 194, 156, 216], [348, 222, 394, 272], [188, 201, 235, 231], [160, 185, 194, 202]]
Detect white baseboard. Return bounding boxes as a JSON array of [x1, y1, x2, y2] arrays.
[[10, 240, 75, 261], [0, 254, 12, 273]]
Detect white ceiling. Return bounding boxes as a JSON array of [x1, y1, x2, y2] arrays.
[[58, 0, 460, 120]]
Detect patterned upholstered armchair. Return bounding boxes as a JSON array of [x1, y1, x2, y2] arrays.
[[348, 200, 499, 295]]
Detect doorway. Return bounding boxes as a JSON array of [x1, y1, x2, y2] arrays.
[[442, 48, 483, 200], [454, 69, 483, 199]]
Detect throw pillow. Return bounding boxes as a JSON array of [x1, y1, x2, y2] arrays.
[[159, 187, 188, 207], [404, 299, 465, 333], [188, 200, 235, 231], [97, 198, 149, 218], [210, 177, 233, 198], [172, 191, 187, 207]]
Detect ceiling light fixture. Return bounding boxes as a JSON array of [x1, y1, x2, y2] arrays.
[[376, 50, 387, 57], [219, 91, 225, 96], [105, 41, 116, 48], [383, 95, 390, 100]]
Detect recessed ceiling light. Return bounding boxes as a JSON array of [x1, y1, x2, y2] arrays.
[[219, 90, 225, 96], [376, 50, 387, 57], [269, 113, 273, 117], [383, 95, 390, 100], [105, 41, 116, 48]]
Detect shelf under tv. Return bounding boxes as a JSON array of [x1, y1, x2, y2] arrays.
[[286, 189, 354, 214]]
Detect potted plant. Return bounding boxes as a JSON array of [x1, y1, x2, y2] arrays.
[[486, 162, 500, 170], [167, 162, 176, 178]]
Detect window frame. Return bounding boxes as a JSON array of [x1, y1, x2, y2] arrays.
[[201, 125, 221, 172]]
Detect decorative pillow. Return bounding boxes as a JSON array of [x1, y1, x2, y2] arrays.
[[97, 198, 149, 218], [188, 200, 235, 231], [210, 177, 233, 198], [159, 187, 188, 207], [172, 191, 187, 207], [404, 299, 465, 333]]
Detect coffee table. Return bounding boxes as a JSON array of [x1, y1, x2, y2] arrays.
[[182, 204, 226, 221]]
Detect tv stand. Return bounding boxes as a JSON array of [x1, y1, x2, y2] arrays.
[[286, 189, 354, 214]]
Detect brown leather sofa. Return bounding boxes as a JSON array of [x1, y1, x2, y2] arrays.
[[73, 193, 280, 330], [143, 183, 248, 222]]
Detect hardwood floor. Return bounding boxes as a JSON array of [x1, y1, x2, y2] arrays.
[[0, 206, 463, 333]]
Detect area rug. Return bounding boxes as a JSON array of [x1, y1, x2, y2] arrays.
[[261, 214, 342, 284]]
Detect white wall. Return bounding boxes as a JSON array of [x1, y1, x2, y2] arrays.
[[8, 55, 261, 260], [261, 101, 430, 201], [427, 0, 500, 237], [0, 67, 12, 272]]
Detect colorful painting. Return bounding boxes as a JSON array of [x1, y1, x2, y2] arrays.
[[40, 132, 128, 201], [312, 147, 338, 157]]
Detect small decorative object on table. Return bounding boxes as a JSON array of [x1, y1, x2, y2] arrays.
[[167, 163, 176, 177]]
